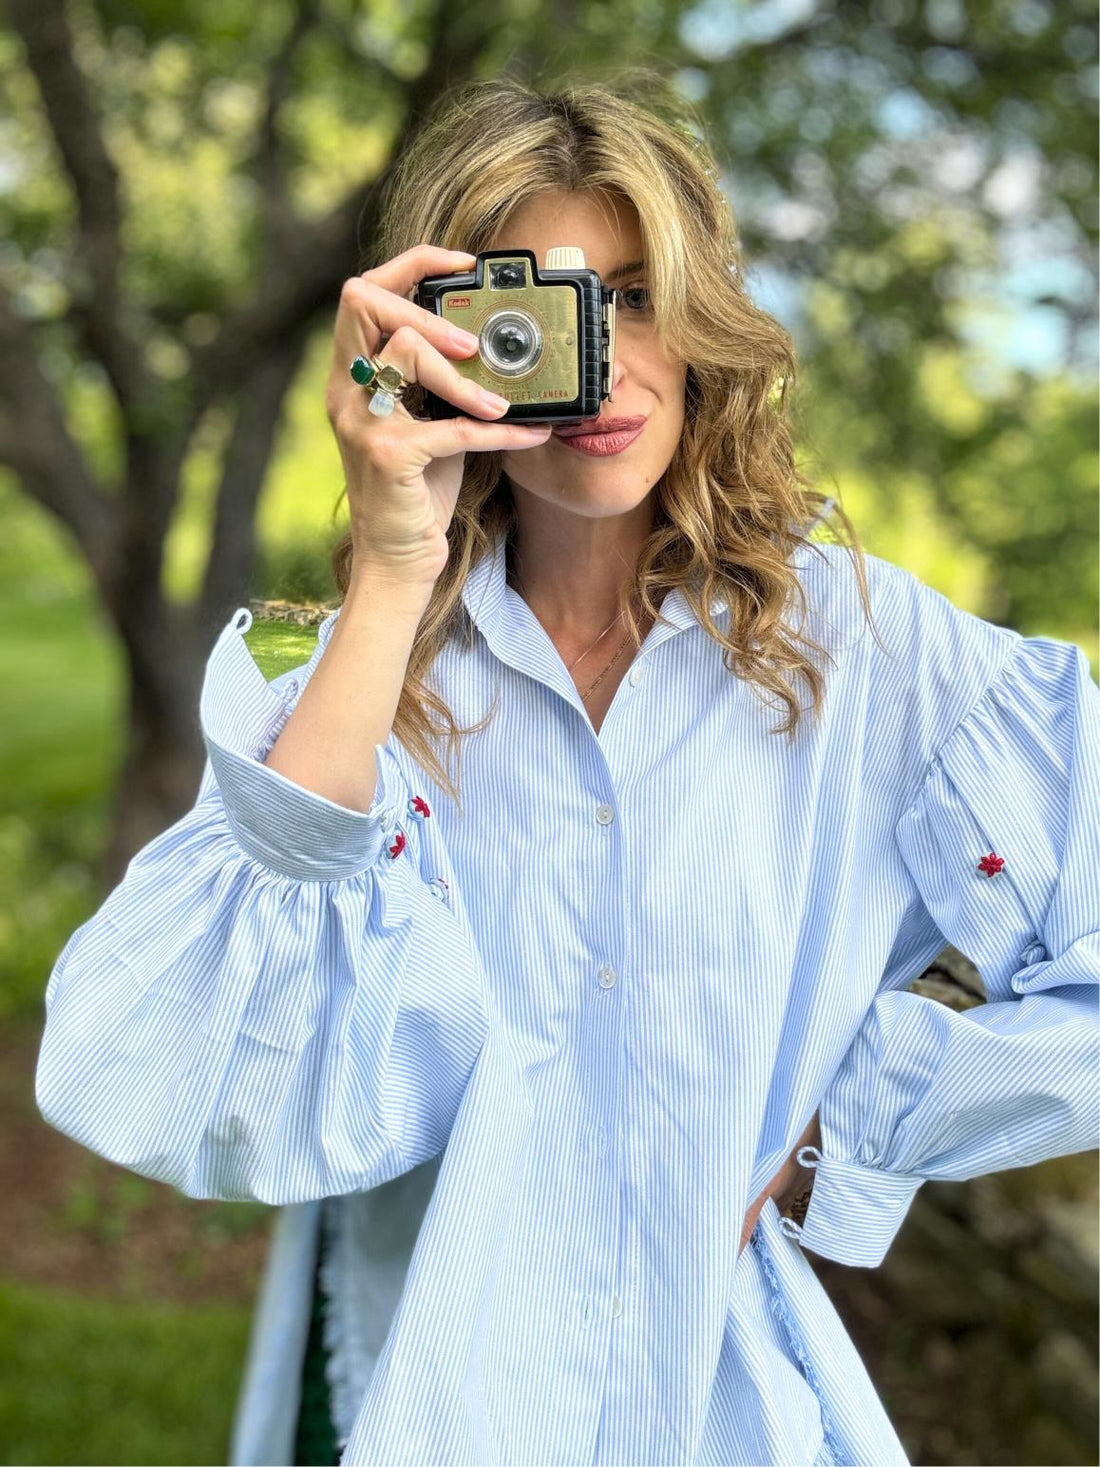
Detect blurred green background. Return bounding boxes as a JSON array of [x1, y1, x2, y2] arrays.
[[1, 1, 1096, 1463]]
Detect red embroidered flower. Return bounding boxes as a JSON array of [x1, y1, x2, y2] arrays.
[[389, 830, 406, 860], [977, 851, 1004, 877], [409, 795, 431, 820]]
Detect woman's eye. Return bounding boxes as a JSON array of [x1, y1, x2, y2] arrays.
[[618, 284, 651, 313]]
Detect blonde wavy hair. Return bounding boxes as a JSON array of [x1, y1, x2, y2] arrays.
[[331, 71, 883, 808]]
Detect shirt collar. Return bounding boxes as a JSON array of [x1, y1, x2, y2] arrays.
[[455, 533, 823, 741], [459, 533, 730, 642]]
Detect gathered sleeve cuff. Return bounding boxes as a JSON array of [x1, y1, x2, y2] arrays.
[[788, 635, 1100, 1267], [36, 605, 491, 1204], [200, 607, 404, 883]]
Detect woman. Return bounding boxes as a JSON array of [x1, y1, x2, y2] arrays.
[[35, 75, 1098, 1467]]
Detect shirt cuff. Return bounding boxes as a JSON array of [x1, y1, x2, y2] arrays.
[[199, 608, 405, 883], [777, 1145, 925, 1267]]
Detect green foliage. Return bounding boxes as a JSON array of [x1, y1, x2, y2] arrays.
[[4, 0, 1094, 673], [250, 534, 340, 607], [803, 365, 1099, 671]]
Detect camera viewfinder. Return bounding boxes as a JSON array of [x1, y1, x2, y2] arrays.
[[489, 260, 528, 290]]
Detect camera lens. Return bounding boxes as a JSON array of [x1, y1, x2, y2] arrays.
[[480, 309, 543, 377]]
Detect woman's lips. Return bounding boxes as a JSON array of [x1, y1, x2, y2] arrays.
[[556, 424, 645, 456]]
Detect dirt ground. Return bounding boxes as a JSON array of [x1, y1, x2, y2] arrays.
[[1, 1020, 271, 1307]]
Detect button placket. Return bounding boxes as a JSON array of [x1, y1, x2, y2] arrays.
[[587, 786, 626, 1352]]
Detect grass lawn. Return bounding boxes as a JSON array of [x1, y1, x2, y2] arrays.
[[241, 616, 322, 679], [0, 499, 320, 1466], [0, 1276, 252, 1466]]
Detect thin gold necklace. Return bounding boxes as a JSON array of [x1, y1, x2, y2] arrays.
[[512, 570, 636, 700], [580, 632, 632, 699]]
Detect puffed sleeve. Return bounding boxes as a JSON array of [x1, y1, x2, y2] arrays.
[[789, 634, 1099, 1267], [35, 606, 490, 1204]]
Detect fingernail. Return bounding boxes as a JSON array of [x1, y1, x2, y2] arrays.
[[450, 327, 480, 350], [480, 389, 511, 411]]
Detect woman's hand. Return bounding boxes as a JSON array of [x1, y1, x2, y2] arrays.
[[738, 1109, 821, 1255], [324, 244, 554, 590]]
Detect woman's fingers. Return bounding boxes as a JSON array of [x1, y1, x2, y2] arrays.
[[360, 244, 477, 303], [337, 256, 481, 366], [348, 323, 520, 428], [409, 415, 553, 464]]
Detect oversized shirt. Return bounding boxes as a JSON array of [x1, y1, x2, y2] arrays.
[[35, 533, 1100, 1467]]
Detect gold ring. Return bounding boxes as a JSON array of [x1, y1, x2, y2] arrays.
[[349, 355, 410, 418]]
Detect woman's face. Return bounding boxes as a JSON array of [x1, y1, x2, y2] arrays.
[[494, 189, 687, 520]]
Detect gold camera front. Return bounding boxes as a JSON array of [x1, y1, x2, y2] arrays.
[[437, 256, 580, 406]]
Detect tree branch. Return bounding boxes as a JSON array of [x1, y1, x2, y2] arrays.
[[244, 0, 325, 258], [197, 319, 313, 635], [186, 0, 504, 424], [0, 288, 116, 576], [8, 0, 146, 412]]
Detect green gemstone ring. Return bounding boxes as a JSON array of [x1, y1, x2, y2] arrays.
[[350, 354, 410, 418], [350, 355, 376, 386]]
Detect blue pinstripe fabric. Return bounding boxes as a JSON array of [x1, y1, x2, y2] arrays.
[[36, 535, 1098, 1466]]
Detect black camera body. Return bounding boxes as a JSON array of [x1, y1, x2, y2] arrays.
[[413, 247, 617, 426]]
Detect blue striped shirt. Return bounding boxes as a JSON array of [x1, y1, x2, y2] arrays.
[[35, 534, 1099, 1466]]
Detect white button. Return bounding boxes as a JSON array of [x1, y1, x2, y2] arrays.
[[590, 1126, 608, 1155], [597, 965, 617, 989], [610, 1293, 623, 1318], [595, 803, 615, 825], [628, 666, 643, 686]]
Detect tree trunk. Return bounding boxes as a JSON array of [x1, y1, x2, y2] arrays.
[[96, 322, 311, 887], [101, 611, 206, 889]]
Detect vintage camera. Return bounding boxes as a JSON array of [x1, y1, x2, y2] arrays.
[[413, 247, 616, 426]]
